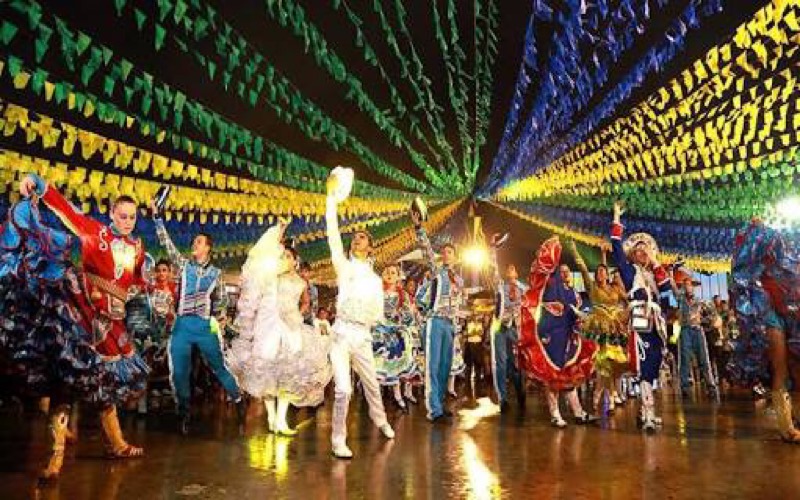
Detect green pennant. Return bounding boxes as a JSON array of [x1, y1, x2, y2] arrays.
[[103, 75, 116, 97], [174, 37, 188, 53], [193, 16, 208, 41], [114, 0, 127, 16], [26, 4, 42, 30], [222, 71, 231, 90], [124, 85, 135, 105], [73, 92, 86, 110], [0, 21, 18, 45], [76, 32, 92, 55], [30, 68, 47, 95], [157, 0, 173, 22], [53, 82, 68, 104], [134, 8, 147, 31], [154, 23, 166, 51], [141, 94, 152, 115], [119, 59, 133, 80], [174, 91, 186, 112], [101, 46, 113, 65], [174, 0, 188, 23], [207, 60, 216, 80], [34, 38, 48, 63], [248, 89, 258, 107]]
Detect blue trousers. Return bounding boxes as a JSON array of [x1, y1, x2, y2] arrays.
[[492, 323, 523, 404], [679, 326, 716, 390], [634, 330, 664, 385], [169, 316, 241, 416], [425, 316, 455, 419]]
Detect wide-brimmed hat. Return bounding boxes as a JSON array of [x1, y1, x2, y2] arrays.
[[622, 232, 659, 259]]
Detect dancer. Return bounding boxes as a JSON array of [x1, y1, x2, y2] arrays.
[[490, 244, 528, 413], [150, 202, 245, 435], [325, 167, 394, 459], [570, 241, 629, 415], [372, 263, 419, 412], [137, 258, 177, 414], [227, 220, 332, 435], [18, 175, 149, 444], [729, 219, 800, 443], [412, 209, 465, 422], [518, 236, 597, 428], [610, 202, 672, 432], [672, 274, 719, 399]]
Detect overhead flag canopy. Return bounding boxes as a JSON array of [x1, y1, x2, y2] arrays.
[[0, 0, 793, 273]]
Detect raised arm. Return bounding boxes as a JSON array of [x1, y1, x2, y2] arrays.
[[326, 197, 347, 273], [21, 173, 98, 239], [154, 217, 188, 269], [569, 240, 593, 294], [610, 202, 635, 290]]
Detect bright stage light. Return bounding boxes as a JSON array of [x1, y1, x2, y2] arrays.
[[462, 244, 489, 268], [776, 196, 800, 221]]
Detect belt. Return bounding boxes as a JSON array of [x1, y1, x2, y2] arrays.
[[86, 273, 135, 302]]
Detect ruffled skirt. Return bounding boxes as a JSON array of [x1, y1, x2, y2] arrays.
[[0, 201, 147, 405], [227, 322, 332, 407], [580, 305, 629, 378], [519, 328, 597, 391], [372, 322, 418, 385]]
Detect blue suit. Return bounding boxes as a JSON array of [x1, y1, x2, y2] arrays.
[[155, 219, 241, 417], [415, 227, 464, 419]]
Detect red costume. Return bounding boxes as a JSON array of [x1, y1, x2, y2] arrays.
[[518, 237, 596, 390], [40, 183, 145, 361]]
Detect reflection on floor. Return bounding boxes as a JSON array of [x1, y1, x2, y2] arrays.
[[1, 387, 799, 499]]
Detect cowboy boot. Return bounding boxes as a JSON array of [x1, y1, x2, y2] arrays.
[[100, 406, 144, 458], [39, 405, 70, 481], [774, 389, 800, 443]]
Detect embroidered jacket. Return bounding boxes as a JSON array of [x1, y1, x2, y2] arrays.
[[155, 218, 227, 320]]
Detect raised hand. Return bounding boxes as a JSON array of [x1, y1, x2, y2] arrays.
[[613, 201, 625, 222], [19, 175, 37, 198], [410, 209, 422, 227]]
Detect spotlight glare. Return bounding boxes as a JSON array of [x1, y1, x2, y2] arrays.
[[776, 196, 800, 221], [463, 245, 489, 269]]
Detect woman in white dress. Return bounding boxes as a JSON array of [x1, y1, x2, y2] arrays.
[[227, 221, 332, 435]]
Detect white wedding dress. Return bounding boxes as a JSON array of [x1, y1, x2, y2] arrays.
[[226, 226, 332, 407]]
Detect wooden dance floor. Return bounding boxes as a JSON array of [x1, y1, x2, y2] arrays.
[[1, 388, 799, 499]]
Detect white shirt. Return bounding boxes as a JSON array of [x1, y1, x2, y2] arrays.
[[326, 201, 384, 327]]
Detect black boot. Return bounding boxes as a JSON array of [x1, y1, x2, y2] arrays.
[[179, 414, 190, 436], [236, 398, 247, 430]]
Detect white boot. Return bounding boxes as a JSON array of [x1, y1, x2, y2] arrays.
[[448, 376, 457, 398], [392, 385, 408, 412], [404, 383, 417, 404], [332, 441, 353, 459], [567, 388, 596, 424], [276, 398, 297, 436], [640, 382, 660, 432], [547, 390, 567, 428], [264, 398, 277, 433]]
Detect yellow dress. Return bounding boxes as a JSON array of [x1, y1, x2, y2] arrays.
[[577, 264, 629, 377]]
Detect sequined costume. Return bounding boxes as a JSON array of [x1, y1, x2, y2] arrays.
[[0, 200, 129, 404], [574, 258, 628, 378], [729, 221, 800, 385], [372, 284, 418, 386], [26, 175, 149, 395]]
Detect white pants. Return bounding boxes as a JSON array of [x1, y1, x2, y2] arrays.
[[330, 321, 388, 446]]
